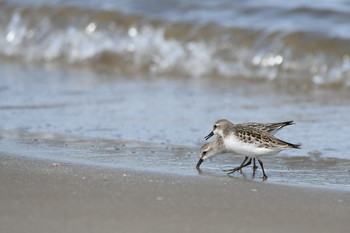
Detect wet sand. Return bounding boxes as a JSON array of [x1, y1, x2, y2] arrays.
[[1, 153, 349, 233]]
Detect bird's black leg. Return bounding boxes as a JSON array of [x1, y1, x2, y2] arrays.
[[222, 156, 249, 173], [252, 158, 258, 178], [226, 158, 252, 175], [253, 158, 258, 170], [239, 156, 249, 173], [258, 158, 268, 180], [252, 159, 256, 177], [240, 156, 249, 166]]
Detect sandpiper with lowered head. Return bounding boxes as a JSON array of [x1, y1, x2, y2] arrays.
[[197, 136, 227, 169]]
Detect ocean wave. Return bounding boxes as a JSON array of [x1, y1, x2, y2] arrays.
[[0, 2, 350, 89]]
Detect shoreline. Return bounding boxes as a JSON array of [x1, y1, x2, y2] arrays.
[[1, 132, 350, 193], [2, 147, 349, 193], [1, 153, 350, 233]]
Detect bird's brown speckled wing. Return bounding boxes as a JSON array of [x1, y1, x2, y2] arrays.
[[239, 121, 294, 135], [234, 126, 300, 149]]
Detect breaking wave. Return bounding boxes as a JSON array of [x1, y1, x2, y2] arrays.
[[1, 1, 350, 89]]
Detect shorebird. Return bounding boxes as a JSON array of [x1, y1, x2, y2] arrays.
[[204, 120, 294, 140], [197, 136, 227, 169], [201, 119, 300, 179], [197, 120, 294, 169]]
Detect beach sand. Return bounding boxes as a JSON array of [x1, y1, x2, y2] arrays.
[[1, 153, 349, 233]]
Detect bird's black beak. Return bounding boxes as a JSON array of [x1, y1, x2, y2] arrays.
[[196, 158, 204, 169], [204, 131, 214, 140]]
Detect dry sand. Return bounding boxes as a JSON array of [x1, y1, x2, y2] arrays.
[[1, 153, 349, 233]]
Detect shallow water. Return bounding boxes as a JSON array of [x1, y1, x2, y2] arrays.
[[1, 132, 349, 191], [1, 64, 350, 157], [1, 0, 350, 191]]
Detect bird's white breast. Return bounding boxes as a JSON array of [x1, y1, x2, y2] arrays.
[[224, 135, 282, 158]]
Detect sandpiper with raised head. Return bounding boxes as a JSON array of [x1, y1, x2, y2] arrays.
[[202, 119, 300, 179], [198, 120, 295, 169]]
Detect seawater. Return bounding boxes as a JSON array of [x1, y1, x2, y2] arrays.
[[1, 0, 350, 88]]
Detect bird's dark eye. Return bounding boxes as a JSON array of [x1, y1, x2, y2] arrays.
[[203, 151, 207, 155], [213, 125, 217, 129]]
